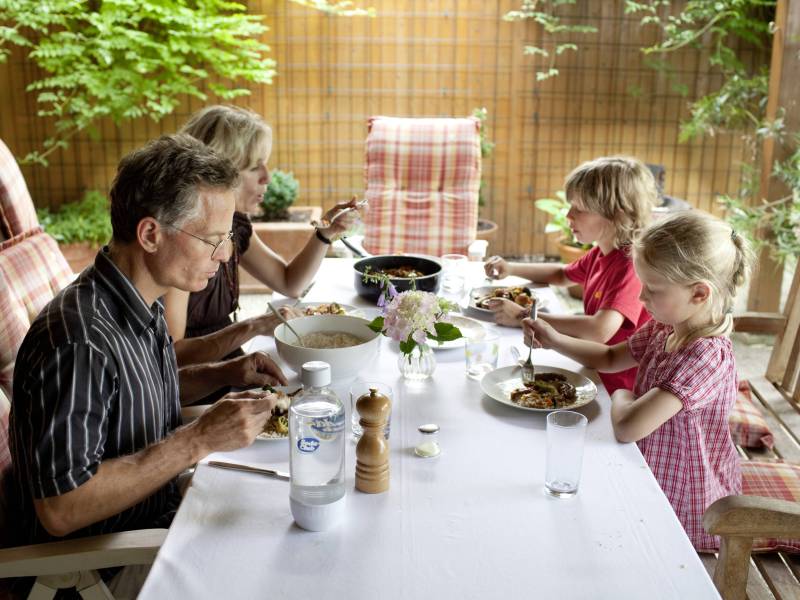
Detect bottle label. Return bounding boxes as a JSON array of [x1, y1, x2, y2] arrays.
[[311, 413, 345, 439], [297, 437, 321, 453]]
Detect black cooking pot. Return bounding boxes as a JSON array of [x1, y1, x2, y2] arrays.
[[353, 255, 442, 302]]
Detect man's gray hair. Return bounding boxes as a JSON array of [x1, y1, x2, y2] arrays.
[[110, 134, 240, 243]]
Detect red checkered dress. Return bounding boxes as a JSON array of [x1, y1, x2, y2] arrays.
[[628, 320, 742, 551]]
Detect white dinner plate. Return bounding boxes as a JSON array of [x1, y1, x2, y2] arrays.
[[466, 285, 547, 321], [270, 299, 361, 317], [480, 365, 597, 412], [431, 314, 485, 350]]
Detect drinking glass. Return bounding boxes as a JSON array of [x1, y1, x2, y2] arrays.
[[544, 410, 588, 498], [464, 332, 499, 380], [441, 253, 468, 294], [350, 380, 392, 440]]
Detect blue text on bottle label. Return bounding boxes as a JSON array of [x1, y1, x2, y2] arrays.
[[297, 437, 321, 453]]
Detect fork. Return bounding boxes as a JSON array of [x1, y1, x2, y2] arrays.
[[521, 302, 538, 385], [291, 280, 316, 307]]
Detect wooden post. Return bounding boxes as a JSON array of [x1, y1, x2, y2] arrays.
[[747, 0, 800, 311]]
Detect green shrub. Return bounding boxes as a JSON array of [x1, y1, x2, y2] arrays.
[[37, 190, 112, 245], [261, 170, 299, 221]]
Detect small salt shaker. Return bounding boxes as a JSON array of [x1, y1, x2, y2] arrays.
[[414, 424, 441, 458]]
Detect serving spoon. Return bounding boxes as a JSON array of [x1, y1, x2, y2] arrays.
[[267, 301, 304, 347]]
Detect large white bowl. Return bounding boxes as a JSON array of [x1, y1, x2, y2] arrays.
[[274, 314, 381, 380]]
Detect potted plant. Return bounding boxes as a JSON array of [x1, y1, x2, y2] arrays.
[[36, 190, 111, 273], [243, 169, 322, 293], [472, 107, 499, 243], [534, 191, 593, 298]]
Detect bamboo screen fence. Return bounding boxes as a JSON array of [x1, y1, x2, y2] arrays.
[[0, 0, 765, 256]]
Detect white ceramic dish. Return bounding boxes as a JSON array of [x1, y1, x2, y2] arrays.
[[466, 285, 547, 321], [274, 314, 381, 380], [480, 365, 597, 412], [432, 315, 485, 350], [270, 300, 360, 316]]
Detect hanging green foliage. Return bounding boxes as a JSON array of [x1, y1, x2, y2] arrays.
[[0, 0, 374, 166], [503, 0, 597, 81]]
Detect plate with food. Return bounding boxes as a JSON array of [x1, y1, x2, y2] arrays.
[[431, 314, 485, 350], [256, 386, 300, 441], [480, 365, 597, 412], [296, 302, 359, 317], [467, 285, 544, 320]]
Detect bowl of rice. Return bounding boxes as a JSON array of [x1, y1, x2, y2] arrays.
[[274, 314, 381, 380]]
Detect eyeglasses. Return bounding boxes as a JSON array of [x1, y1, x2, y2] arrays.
[[168, 226, 235, 260]]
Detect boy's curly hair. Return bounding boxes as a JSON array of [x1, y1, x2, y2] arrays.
[[564, 156, 658, 248]]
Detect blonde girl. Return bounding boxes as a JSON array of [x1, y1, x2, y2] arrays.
[[523, 211, 751, 550], [485, 156, 657, 393]]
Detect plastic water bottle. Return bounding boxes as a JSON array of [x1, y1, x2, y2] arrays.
[[289, 361, 346, 531]]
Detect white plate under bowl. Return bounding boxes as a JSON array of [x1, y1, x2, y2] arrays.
[[270, 300, 361, 316], [431, 314, 485, 350], [480, 365, 597, 412], [466, 285, 546, 321], [274, 314, 380, 380]]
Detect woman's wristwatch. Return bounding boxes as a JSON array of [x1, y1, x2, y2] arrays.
[[314, 227, 332, 245]]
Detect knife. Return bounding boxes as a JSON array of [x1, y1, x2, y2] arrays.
[[207, 460, 290, 481]]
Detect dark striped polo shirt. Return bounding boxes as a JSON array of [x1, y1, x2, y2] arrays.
[[9, 248, 182, 545]]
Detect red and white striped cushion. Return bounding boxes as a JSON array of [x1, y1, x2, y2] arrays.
[[362, 116, 481, 257], [0, 230, 73, 397], [742, 460, 800, 553], [729, 380, 774, 449], [0, 138, 39, 239]]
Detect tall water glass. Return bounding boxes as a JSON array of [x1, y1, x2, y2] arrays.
[[441, 253, 468, 294], [350, 380, 392, 440], [544, 410, 588, 498]]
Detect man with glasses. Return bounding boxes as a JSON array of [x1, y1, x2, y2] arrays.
[[8, 135, 287, 594]]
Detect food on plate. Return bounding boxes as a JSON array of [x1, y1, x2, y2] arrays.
[[261, 390, 290, 438], [303, 303, 347, 316], [474, 286, 535, 310], [298, 331, 365, 349], [509, 373, 577, 409]]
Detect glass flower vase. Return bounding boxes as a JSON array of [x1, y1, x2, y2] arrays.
[[397, 343, 436, 381]]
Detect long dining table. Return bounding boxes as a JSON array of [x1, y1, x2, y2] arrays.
[[139, 258, 720, 599]]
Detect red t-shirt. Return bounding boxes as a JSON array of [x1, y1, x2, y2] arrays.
[[564, 246, 651, 393]]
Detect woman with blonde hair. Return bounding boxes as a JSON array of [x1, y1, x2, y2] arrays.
[[523, 210, 751, 550], [484, 156, 657, 393], [165, 105, 358, 369]]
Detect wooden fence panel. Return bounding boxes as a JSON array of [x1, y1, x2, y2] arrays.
[[0, 0, 763, 257]]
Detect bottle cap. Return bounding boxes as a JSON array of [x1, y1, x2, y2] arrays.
[[301, 361, 331, 387]]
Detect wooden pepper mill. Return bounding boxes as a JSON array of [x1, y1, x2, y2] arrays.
[[355, 387, 391, 493]]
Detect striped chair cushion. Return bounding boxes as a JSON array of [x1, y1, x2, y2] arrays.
[[0, 138, 39, 239], [742, 460, 800, 553], [0, 230, 73, 397], [729, 380, 774, 449], [362, 116, 481, 257]]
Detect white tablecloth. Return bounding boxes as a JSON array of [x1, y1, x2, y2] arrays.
[[140, 259, 719, 600]]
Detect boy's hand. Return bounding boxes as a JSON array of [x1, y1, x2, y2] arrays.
[[484, 256, 509, 279], [485, 298, 527, 328]]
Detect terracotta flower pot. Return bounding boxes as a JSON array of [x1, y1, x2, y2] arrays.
[[59, 242, 101, 275]]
